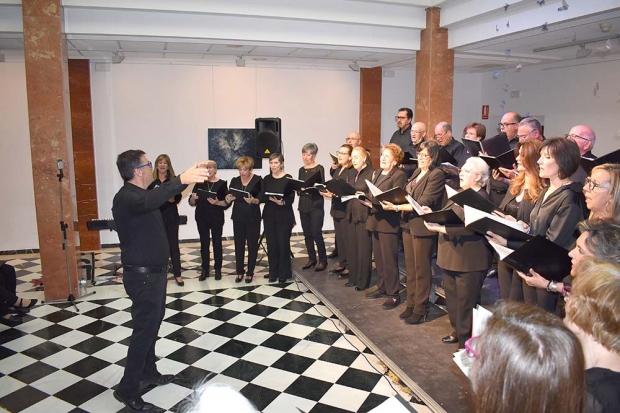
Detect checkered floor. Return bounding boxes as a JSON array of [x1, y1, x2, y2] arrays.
[[1, 236, 430, 413]]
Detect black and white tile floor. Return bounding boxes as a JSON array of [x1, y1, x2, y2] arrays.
[[0, 236, 430, 413]]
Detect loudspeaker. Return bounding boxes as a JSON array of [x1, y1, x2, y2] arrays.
[[255, 117, 281, 158]]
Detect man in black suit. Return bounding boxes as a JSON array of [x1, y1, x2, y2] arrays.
[[434, 121, 470, 189], [389, 107, 413, 150]]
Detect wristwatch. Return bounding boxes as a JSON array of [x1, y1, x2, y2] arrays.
[[546, 280, 558, 292]]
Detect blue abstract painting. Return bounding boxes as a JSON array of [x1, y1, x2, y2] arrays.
[[207, 128, 262, 170]]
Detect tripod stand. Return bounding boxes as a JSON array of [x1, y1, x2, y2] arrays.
[[44, 159, 95, 312], [256, 231, 294, 266]]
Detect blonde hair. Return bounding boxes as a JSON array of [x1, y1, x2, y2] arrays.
[[566, 258, 620, 354], [153, 154, 176, 180]]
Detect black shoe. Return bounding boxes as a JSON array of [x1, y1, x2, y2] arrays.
[[140, 374, 175, 390], [245, 274, 253, 284], [302, 261, 317, 270], [399, 307, 414, 319], [174, 276, 184, 287], [113, 390, 155, 412], [344, 282, 354, 287], [199, 267, 209, 281], [235, 274, 244, 283], [366, 290, 386, 299], [486, 266, 498, 278], [0, 315, 22, 327], [329, 266, 345, 274], [327, 250, 338, 258], [442, 335, 458, 344], [215, 269, 222, 280], [13, 298, 38, 310], [355, 286, 367, 291], [382, 296, 401, 310], [314, 263, 326, 272], [404, 313, 427, 325]]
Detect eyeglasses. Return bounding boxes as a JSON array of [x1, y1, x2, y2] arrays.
[[346, 137, 361, 141], [498, 122, 518, 128], [434, 133, 446, 140], [565, 133, 588, 143], [395, 116, 409, 121], [584, 177, 611, 192], [464, 336, 479, 358], [516, 130, 533, 140], [137, 161, 152, 169]]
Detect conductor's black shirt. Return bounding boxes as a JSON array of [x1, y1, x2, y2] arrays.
[[112, 177, 185, 268]]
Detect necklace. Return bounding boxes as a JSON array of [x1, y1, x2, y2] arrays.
[[206, 181, 215, 192]]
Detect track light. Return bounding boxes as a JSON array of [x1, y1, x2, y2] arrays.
[[111, 52, 125, 64], [235, 56, 246, 67], [348, 61, 360, 71]]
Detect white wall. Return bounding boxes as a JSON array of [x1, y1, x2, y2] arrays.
[[0, 62, 37, 251], [381, 69, 415, 144], [91, 63, 360, 245], [479, 60, 620, 155]]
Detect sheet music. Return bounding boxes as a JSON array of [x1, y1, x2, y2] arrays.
[[365, 179, 382, 197], [464, 205, 527, 233], [405, 195, 425, 215], [445, 185, 458, 199]]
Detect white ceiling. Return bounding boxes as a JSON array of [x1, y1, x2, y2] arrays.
[[0, 0, 619, 72]]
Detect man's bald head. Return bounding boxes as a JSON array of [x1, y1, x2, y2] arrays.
[[411, 122, 427, 145], [567, 125, 596, 156], [346, 131, 362, 148]]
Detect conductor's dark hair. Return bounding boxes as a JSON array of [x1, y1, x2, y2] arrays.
[[117, 149, 145, 182]]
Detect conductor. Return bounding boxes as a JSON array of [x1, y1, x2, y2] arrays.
[[112, 150, 209, 411]]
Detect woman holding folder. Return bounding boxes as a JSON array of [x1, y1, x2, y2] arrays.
[[189, 160, 230, 281], [298, 143, 327, 272], [424, 157, 493, 348], [344, 146, 374, 291], [225, 156, 262, 284], [364, 143, 407, 310], [381, 141, 445, 324], [259, 153, 295, 283]]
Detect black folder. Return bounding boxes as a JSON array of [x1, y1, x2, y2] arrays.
[[374, 187, 410, 205], [502, 236, 571, 282], [286, 172, 322, 192], [419, 209, 463, 225], [196, 186, 224, 201], [449, 188, 498, 214], [438, 147, 458, 166], [464, 206, 533, 242], [228, 187, 250, 201], [481, 133, 511, 157], [580, 149, 620, 174], [329, 152, 339, 164], [325, 179, 357, 197], [479, 149, 516, 170], [402, 151, 419, 166], [462, 138, 484, 157]]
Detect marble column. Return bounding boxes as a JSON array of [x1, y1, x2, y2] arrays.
[[415, 7, 454, 131], [69, 60, 100, 252], [359, 67, 382, 167], [22, 0, 81, 301]]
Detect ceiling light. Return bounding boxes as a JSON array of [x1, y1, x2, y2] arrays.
[[348, 61, 359, 71], [515, 62, 523, 71], [235, 56, 245, 67], [576, 45, 592, 58], [111, 52, 125, 64], [600, 23, 612, 33]]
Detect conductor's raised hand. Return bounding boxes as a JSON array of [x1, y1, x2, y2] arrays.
[[180, 162, 210, 184]]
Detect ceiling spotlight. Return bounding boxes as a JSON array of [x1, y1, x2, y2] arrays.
[[600, 23, 613, 33], [235, 55, 245, 67], [111, 52, 125, 64], [348, 61, 360, 71], [515, 62, 523, 71], [576, 45, 592, 58]]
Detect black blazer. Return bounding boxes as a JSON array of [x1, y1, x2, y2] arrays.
[[331, 165, 355, 219], [345, 165, 374, 224], [366, 167, 407, 234], [229, 175, 262, 224], [530, 182, 587, 250], [436, 188, 494, 272], [403, 167, 446, 236]]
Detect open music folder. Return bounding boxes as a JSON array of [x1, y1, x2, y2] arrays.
[[365, 180, 409, 205], [446, 186, 498, 214], [464, 205, 533, 242]]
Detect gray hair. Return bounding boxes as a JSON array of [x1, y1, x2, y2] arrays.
[[465, 157, 490, 187], [302, 142, 318, 156], [437, 122, 452, 133], [519, 117, 542, 133]]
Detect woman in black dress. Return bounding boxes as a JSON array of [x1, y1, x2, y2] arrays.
[[189, 160, 230, 281], [298, 143, 327, 272], [424, 157, 494, 348], [382, 141, 445, 324], [225, 156, 262, 284], [148, 154, 184, 286], [344, 146, 374, 291], [259, 153, 296, 283]]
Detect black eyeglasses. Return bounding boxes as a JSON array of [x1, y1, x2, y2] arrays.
[[584, 177, 611, 192], [395, 116, 409, 121], [498, 122, 517, 128], [565, 133, 588, 143]]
